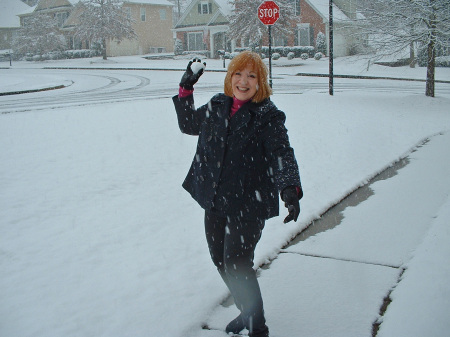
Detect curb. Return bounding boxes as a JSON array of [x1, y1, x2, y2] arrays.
[[43, 66, 227, 72], [295, 72, 450, 84], [0, 81, 74, 96]]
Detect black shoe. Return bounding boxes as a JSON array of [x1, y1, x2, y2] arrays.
[[249, 324, 269, 337], [225, 314, 246, 334]]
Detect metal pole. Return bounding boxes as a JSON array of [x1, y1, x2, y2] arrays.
[[269, 25, 272, 88], [223, 35, 227, 68], [329, 0, 333, 95]]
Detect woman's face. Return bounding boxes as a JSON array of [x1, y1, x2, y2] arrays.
[[231, 66, 258, 101]]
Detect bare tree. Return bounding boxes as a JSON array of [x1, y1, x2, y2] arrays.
[[168, 0, 189, 21], [12, 13, 66, 58], [74, 0, 136, 60], [227, 0, 299, 51], [359, 0, 450, 97]]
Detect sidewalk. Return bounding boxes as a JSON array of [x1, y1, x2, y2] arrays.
[[197, 132, 450, 337]]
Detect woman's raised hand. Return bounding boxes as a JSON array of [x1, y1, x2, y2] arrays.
[[282, 186, 301, 223], [179, 58, 206, 90]]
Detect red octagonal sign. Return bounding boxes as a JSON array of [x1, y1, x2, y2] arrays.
[[258, 1, 280, 25]]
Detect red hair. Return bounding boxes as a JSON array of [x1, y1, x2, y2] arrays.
[[224, 51, 272, 103]]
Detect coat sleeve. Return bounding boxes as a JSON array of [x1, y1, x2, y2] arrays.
[[172, 94, 208, 136], [260, 108, 302, 196]]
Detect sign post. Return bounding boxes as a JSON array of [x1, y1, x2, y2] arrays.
[[258, 1, 280, 88]]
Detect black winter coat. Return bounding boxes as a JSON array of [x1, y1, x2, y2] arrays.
[[173, 93, 302, 221]]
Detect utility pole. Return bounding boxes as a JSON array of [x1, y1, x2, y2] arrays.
[[329, 0, 334, 96], [269, 25, 272, 88]]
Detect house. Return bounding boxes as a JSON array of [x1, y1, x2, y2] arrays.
[[174, 0, 362, 58], [0, 0, 31, 51], [300, 0, 364, 57], [173, 0, 232, 58], [110, 0, 174, 56], [17, 0, 174, 57]]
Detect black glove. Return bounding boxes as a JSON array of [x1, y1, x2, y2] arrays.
[[179, 58, 206, 90], [281, 186, 301, 223]]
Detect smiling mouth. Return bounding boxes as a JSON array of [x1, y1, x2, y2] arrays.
[[237, 86, 249, 92]]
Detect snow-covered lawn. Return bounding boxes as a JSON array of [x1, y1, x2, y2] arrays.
[[1, 55, 449, 337]]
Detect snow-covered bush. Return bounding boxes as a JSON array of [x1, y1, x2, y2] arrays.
[[260, 53, 266, 59], [292, 46, 315, 58], [314, 52, 323, 60], [235, 47, 250, 53], [182, 50, 209, 57], [273, 46, 284, 56], [287, 52, 295, 60], [436, 56, 450, 67], [229, 52, 240, 59], [47, 51, 63, 60], [316, 32, 327, 55], [174, 39, 183, 56], [301, 53, 309, 60], [89, 49, 99, 58], [272, 53, 281, 60]]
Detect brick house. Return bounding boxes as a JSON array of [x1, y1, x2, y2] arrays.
[[173, 0, 232, 58], [17, 0, 174, 57], [174, 0, 363, 58], [300, 0, 364, 57]]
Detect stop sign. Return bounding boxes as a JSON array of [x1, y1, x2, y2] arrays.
[[258, 1, 280, 25]]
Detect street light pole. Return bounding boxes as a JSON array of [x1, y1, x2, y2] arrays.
[[329, 0, 334, 96]]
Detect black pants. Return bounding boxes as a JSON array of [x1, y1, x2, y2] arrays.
[[204, 211, 266, 332]]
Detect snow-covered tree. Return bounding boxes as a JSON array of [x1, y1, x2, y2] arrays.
[[316, 31, 327, 55], [12, 13, 66, 58], [359, 0, 450, 97], [168, 0, 189, 22], [227, 0, 299, 51], [74, 0, 136, 60]]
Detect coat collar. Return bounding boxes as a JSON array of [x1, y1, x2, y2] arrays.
[[211, 94, 275, 131], [211, 94, 274, 115]]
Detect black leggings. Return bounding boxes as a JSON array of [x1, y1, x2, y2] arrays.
[[204, 211, 266, 331]]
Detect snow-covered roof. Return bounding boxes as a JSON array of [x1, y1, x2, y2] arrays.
[[0, 0, 31, 28], [124, 0, 174, 5], [35, 0, 73, 11], [175, 0, 233, 28], [214, 0, 233, 16], [306, 0, 350, 22]]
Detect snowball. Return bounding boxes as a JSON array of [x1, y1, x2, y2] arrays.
[[190, 61, 205, 74]]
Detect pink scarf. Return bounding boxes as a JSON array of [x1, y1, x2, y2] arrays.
[[230, 97, 251, 118], [178, 86, 250, 118]]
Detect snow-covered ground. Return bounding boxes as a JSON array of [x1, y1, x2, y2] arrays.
[[1, 55, 449, 337]]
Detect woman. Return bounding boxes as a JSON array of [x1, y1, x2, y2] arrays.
[[173, 51, 303, 337]]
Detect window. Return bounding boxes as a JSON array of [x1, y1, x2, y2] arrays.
[[188, 32, 204, 51], [140, 7, 146, 21], [55, 12, 69, 27], [298, 24, 313, 46], [198, 1, 212, 14], [290, 0, 300, 16], [159, 9, 166, 20]]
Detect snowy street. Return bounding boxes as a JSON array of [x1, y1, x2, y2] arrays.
[[1, 56, 450, 337], [2, 56, 449, 114]]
